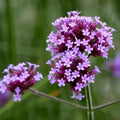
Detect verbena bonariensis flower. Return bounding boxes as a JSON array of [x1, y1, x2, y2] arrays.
[[46, 11, 115, 100], [0, 91, 10, 106], [0, 62, 43, 102], [105, 51, 120, 78]]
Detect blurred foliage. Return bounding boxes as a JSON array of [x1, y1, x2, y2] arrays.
[[0, 0, 120, 120]]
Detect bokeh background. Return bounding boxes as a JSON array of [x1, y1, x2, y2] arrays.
[[0, 0, 120, 120]]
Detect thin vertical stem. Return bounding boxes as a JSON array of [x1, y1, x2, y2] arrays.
[[85, 83, 94, 120], [5, 0, 17, 64]]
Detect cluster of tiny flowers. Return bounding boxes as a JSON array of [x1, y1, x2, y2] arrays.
[[46, 11, 115, 100], [0, 62, 43, 102], [0, 91, 10, 106], [105, 51, 120, 78]]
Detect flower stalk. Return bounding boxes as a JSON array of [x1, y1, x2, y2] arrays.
[[93, 99, 120, 111], [5, 0, 17, 64], [85, 83, 94, 120], [29, 88, 87, 110], [29, 87, 120, 112]]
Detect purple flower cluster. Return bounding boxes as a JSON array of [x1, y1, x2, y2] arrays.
[[46, 11, 115, 100], [0, 91, 10, 106], [0, 62, 43, 101], [105, 51, 120, 78]]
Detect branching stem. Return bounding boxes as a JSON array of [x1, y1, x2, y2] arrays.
[[93, 99, 120, 111], [29, 88, 120, 112], [29, 88, 87, 110], [85, 84, 94, 120]]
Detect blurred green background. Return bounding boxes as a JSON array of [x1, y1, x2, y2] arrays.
[[0, 0, 120, 120]]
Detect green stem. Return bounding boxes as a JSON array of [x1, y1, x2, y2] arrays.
[[85, 83, 94, 120], [5, 0, 17, 64], [29, 88, 87, 110], [29, 87, 120, 113], [93, 99, 120, 111]]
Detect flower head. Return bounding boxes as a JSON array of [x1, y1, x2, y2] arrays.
[[0, 90, 10, 106], [105, 51, 120, 78], [0, 62, 43, 101], [46, 11, 115, 100]]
